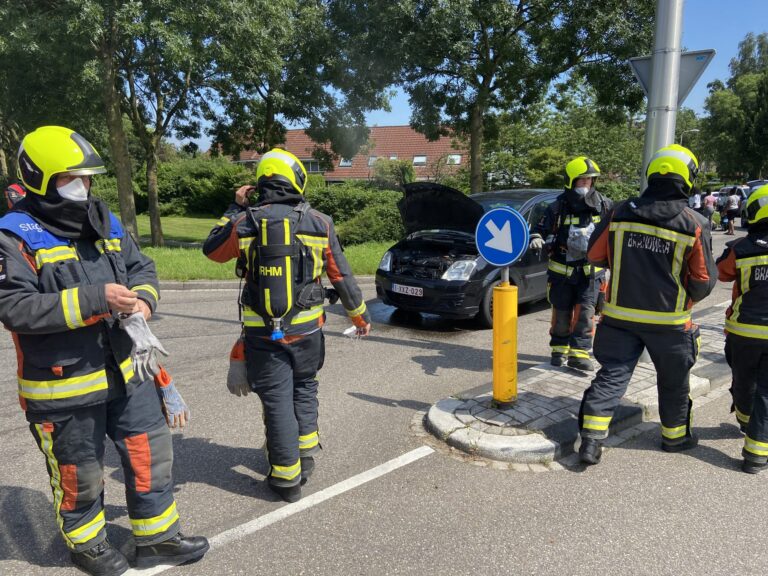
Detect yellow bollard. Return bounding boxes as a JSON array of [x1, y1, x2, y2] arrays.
[[492, 281, 518, 406]]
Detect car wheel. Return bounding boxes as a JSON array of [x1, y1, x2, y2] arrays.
[[477, 280, 503, 329]]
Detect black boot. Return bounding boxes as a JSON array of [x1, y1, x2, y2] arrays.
[[568, 356, 594, 372], [301, 456, 315, 486], [550, 353, 566, 367], [661, 435, 699, 453], [70, 540, 129, 576], [268, 482, 302, 503], [579, 438, 603, 465], [134, 533, 209, 569], [742, 459, 768, 474]]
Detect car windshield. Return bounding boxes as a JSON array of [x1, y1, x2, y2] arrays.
[[473, 197, 527, 212]]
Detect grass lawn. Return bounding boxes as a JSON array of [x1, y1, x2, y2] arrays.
[[137, 214, 217, 243], [144, 241, 391, 280]]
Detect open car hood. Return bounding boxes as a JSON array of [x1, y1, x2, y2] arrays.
[[398, 182, 485, 236]]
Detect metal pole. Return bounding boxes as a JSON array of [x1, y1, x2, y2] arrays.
[[640, 0, 684, 192]]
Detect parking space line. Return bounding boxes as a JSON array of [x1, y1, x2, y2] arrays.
[[125, 445, 435, 575]]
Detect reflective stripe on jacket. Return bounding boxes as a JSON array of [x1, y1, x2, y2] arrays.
[[587, 194, 717, 330], [717, 235, 768, 339], [203, 202, 371, 337], [0, 210, 159, 412]]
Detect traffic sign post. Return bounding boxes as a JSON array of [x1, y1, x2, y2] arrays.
[[475, 208, 530, 407]]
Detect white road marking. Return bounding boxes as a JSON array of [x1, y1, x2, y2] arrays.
[[715, 299, 730, 307], [124, 445, 435, 575]]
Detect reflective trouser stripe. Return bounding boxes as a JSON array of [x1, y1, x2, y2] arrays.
[[551, 345, 570, 355], [61, 287, 85, 329], [569, 348, 590, 359], [130, 502, 179, 537], [661, 424, 687, 440], [725, 319, 768, 340], [548, 261, 573, 277], [271, 459, 301, 481], [68, 510, 106, 546], [744, 435, 768, 457], [346, 302, 367, 318], [582, 415, 612, 431], [35, 423, 105, 549], [735, 408, 751, 425], [299, 431, 319, 452], [131, 283, 159, 302], [602, 302, 691, 326]]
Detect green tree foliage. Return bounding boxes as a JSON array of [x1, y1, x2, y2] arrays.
[[372, 158, 415, 190], [702, 32, 768, 180], [210, 0, 396, 163], [387, 0, 655, 193]]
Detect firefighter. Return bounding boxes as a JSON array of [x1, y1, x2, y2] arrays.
[[578, 144, 717, 465], [203, 148, 371, 503], [717, 184, 768, 474], [530, 156, 612, 371], [0, 126, 208, 575]]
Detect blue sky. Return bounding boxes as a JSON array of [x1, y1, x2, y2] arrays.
[[365, 0, 768, 126]]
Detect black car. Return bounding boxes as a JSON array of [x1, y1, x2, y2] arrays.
[[375, 183, 560, 327]]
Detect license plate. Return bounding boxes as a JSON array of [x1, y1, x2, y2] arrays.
[[391, 283, 423, 297]]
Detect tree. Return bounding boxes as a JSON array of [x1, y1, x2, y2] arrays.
[[389, 0, 655, 193], [701, 32, 768, 180], [210, 0, 398, 163]]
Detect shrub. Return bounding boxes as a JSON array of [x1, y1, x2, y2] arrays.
[[91, 175, 144, 213], [305, 182, 401, 224], [336, 201, 404, 245], [597, 180, 639, 202]]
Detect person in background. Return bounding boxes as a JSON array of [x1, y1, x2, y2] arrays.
[[703, 189, 718, 230], [726, 187, 742, 235]]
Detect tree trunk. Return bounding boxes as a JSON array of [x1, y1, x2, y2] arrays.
[[99, 51, 139, 241], [469, 102, 485, 194], [0, 148, 8, 181], [146, 144, 164, 247]]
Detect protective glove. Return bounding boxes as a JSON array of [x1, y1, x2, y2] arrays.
[[155, 370, 190, 429], [227, 337, 250, 397], [529, 233, 545, 251], [119, 311, 169, 382]]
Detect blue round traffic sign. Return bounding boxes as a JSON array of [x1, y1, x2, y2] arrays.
[[475, 207, 530, 267]]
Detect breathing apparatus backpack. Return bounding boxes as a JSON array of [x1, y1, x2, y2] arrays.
[[245, 202, 325, 340]]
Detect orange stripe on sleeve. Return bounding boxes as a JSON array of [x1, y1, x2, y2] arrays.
[[686, 227, 710, 282], [717, 247, 738, 282], [324, 246, 342, 282]]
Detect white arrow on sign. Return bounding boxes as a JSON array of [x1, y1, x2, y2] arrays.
[[484, 219, 513, 253]]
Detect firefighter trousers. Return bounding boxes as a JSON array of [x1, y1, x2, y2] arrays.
[[579, 322, 700, 447], [547, 273, 601, 360], [27, 374, 179, 552], [245, 329, 324, 488], [724, 333, 768, 464]]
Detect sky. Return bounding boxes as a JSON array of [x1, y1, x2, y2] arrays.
[[364, 0, 768, 126]]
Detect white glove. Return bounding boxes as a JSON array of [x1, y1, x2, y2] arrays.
[[529, 233, 545, 251], [119, 312, 169, 382], [227, 337, 250, 396]]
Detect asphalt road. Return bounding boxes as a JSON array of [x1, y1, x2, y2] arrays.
[[0, 226, 756, 576]]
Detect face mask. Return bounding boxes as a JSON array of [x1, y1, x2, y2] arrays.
[[573, 186, 590, 197], [57, 177, 89, 202]]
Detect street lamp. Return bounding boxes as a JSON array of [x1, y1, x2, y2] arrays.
[[679, 129, 700, 147]]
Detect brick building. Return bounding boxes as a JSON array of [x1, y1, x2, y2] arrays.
[[236, 126, 467, 183]]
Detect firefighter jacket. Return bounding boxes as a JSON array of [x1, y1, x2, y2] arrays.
[[534, 189, 612, 282], [587, 180, 717, 330], [717, 227, 768, 339], [0, 210, 160, 413], [203, 201, 371, 338]]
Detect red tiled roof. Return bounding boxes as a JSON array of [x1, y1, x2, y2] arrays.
[[237, 126, 467, 181]]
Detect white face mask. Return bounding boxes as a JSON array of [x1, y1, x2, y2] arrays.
[[573, 186, 590, 197], [57, 177, 89, 202]]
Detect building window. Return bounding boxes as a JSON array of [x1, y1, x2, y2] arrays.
[[446, 154, 462, 165], [339, 158, 352, 167], [301, 159, 322, 173], [413, 155, 427, 166], [368, 156, 378, 166], [389, 155, 398, 160]]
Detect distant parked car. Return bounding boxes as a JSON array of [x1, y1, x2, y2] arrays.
[[375, 183, 559, 328]]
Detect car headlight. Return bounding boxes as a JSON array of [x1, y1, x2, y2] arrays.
[[441, 259, 477, 281], [379, 251, 393, 272]]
